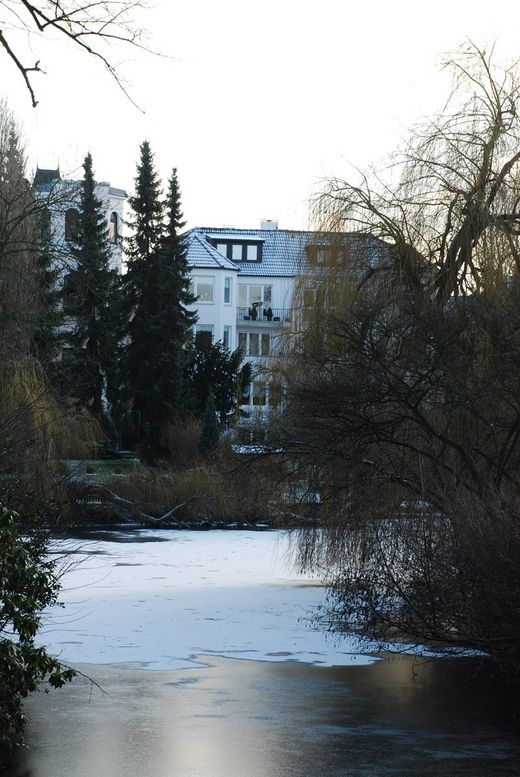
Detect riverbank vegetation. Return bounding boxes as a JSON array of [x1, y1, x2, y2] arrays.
[[4, 31, 520, 763], [271, 44, 520, 675]]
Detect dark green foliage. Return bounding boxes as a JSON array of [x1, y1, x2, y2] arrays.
[[31, 212, 65, 365], [0, 505, 75, 763], [125, 140, 163, 266], [187, 335, 244, 422], [197, 391, 219, 454], [62, 153, 118, 420], [119, 148, 197, 454]]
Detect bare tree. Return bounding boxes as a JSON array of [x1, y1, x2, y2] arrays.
[[274, 45, 520, 674], [0, 1, 149, 106], [315, 44, 520, 302]]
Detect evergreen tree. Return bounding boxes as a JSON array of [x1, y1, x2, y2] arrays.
[[64, 152, 118, 421], [119, 146, 197, 454], [32, 208, 65, 366], [197, 390, 219, 454], [187, 333, 244, 422]]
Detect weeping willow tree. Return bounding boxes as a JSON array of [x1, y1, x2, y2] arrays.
[[0, 102, 99, 763], [315, 43, 520, 302], [274, 45, 520, 675], [0, 101, 98, 506]]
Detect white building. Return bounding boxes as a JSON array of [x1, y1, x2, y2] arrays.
[[185, 223, 390, 412], [34, 168, 126, 275], [185, 222, 309, 411]]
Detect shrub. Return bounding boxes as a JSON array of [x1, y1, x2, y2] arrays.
[[0, 506, 74, 762]]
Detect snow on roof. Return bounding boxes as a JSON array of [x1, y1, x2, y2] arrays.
[[189, 227, 311, 277], [206, 233, 266, 242], [186, 227, 391, 278], [187, 232, 240, 271]]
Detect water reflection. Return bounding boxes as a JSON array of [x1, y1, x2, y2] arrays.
[[7, 530, 520, 776], [12, 655, 520, 777]]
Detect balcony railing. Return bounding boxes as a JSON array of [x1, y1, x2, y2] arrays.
[[237, 306, 290, 323]]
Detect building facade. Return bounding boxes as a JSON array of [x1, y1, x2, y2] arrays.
[[186, 222, 312, 412], [34, 168, 126, 276], [185, 223, 390, 413]]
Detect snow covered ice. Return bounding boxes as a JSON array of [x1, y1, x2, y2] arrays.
[[42, 529, 377, 670]]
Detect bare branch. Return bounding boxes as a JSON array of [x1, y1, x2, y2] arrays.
[[0, 1, 153, 107]]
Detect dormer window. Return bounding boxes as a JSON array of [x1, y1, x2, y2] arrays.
[[213, 239, 262, 262], [307, 242, 353, 266]]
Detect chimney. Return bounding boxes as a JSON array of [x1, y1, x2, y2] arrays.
[[261, 219, 278, 231]]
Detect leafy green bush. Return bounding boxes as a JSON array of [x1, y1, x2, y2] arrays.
[[0, 505, 74, 762]]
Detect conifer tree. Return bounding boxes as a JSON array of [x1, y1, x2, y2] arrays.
[[119, 145, 197, 454], [32, 209, 65, 366], [187, 334, 244, 422], [197, 390, 220, 454], [64, 152, 118, 421], [158, 167, 197, 412]]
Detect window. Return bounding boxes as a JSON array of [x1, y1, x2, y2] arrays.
[[252, 381, 267, 406], [307, 244, 348, 266], [269, 382, 282, 408], [64, 208, 79, 242], [191, 276, 214, 303], [224, 277, 232, 304], [62, 272, 78, 315], [316, 246, 331, 264], [223, 325, 232, 350], [39, 207, 51, 242], [238, 332, 272, 357], [195, 324, 213, 336], [303, 288, 316, 307], [194, 325, 213, 352], [211, 240, 262, 262], [303, 287, 317, 322], [239, 284, 272, 308], [249, 333, 259, 356], [109, 212, 118, 244]]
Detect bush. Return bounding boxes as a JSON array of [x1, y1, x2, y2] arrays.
[[101, 445, 281, 525], [0, 506, 74, 762]]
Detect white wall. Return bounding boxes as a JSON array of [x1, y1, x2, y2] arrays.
[[38, 180, 125, 276], [189, 269, 238, 346]]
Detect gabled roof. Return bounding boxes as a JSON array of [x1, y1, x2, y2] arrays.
[[186, 227, 389, 278], [186, 231, 240, 271], [188, 227, 309, 277]]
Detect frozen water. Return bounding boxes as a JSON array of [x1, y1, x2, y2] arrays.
[[41, 529, 378, 670]]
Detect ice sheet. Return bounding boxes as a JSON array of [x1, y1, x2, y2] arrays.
[[41, 530, 378, 669]]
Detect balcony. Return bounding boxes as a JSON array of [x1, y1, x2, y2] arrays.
[[237, 306, 290, 324]]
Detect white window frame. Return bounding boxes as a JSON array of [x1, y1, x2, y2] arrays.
[[246, 244, 258, 261], [239, 284, 272, 308], [224, 277, 232, 305], [194, 324, 214, 343], [223, 325, 232, 350], [192, 275, 215, 304]]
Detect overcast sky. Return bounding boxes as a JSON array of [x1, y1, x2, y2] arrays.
[[2, 0, 520, 229]]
